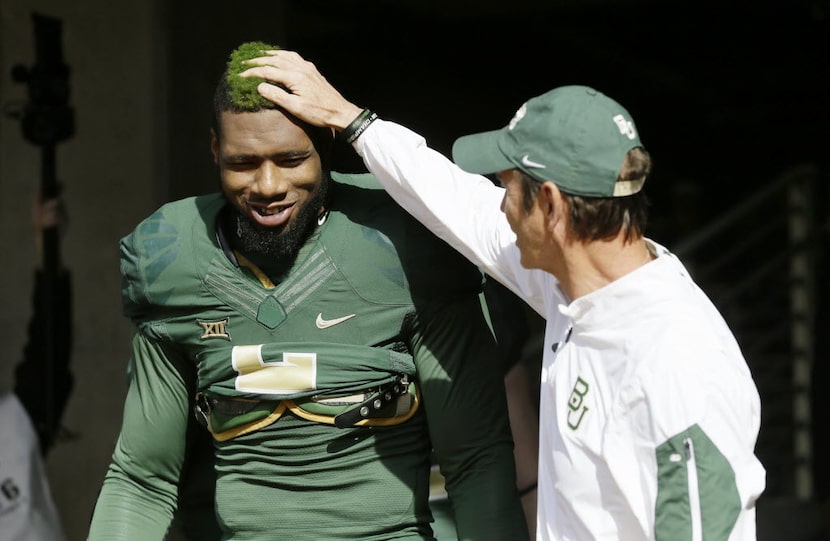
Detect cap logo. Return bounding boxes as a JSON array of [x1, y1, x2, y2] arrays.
[[508, 103, 528, 130], [613, 114, 637, 140], [521, 154, 546, 169]]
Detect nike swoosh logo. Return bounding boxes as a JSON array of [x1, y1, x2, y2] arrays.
[[521, 154, 546, 169], [316, 313, 356, 329]]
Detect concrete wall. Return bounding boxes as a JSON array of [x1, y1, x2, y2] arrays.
[[1, 2, 158, 539], [0, 2, 284, 539]]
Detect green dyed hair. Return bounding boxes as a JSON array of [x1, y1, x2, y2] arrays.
[[224, 41, 282, 110], [213, 41, 334, 169]]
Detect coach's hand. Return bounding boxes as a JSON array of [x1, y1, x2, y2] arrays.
[[241, 50, 364, 134]]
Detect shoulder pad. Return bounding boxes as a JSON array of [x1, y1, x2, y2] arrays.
[[120, 194, 226, 320], [326, 174, 484, 303]]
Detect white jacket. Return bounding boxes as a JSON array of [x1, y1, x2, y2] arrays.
[[353, 119, 766, 540], [0, 393, 67, 541]]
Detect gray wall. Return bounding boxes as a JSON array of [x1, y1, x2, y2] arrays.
[[1, 2, 159, 539], [0, 2, 284, 539]]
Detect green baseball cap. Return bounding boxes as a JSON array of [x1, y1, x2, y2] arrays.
[[452, 85, 645, 197]]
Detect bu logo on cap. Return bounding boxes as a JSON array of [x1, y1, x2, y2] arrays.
[[509, 103, 528, 130], [613, 114, 637, 140]]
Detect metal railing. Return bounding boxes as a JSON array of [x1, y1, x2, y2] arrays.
[[673, 163, 820, 501]]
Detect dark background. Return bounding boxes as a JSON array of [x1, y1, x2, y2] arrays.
[[279, 0, 829, 245], [166, 0, 830, 247]]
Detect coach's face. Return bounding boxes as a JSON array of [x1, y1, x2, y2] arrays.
[[497, 169, 551, 271]]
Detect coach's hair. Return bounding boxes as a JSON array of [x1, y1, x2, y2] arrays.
[[519, 146, 651, 243]]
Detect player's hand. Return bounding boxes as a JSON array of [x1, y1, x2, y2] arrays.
[[32, 188, 68, 234], [240, 50, 364, 133], [32, 188, 68, 262]]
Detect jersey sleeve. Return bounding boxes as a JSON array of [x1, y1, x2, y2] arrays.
[[87, 331, 195, 541], [482, 277, 532, 373], [412, 292, 529, 540]]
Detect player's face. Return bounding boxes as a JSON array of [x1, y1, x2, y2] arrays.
[[213, 109, 327, 256]]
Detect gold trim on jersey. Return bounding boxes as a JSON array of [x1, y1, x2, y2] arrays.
[[234, 251, 276, 289], [209, 402, 287, 442], [203, 383, 420, 441]]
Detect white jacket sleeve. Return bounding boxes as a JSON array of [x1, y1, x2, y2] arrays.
[[354, 119, 550, 315]]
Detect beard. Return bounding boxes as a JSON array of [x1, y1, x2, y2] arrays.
[[228, 174, 329, 260]]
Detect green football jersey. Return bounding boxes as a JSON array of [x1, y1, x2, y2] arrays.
[[88, 174, 528, 541]]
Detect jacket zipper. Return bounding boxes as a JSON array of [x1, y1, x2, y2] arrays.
[[684, 437, 702, 541]]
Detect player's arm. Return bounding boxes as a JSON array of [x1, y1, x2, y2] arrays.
[[14, 267, 73, 456], [14, 193, 74, 456], [87, 331, 195, 541], [483, 278, 539, 537], [412, 293, 529, 541]]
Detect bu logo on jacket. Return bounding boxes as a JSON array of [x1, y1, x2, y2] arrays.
[[567, 376, 590, 430]]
